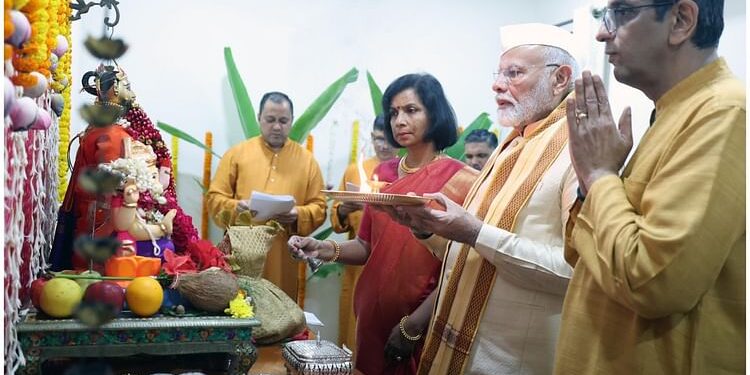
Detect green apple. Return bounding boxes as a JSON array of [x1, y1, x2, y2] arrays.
[[75, 270, 101, 292]]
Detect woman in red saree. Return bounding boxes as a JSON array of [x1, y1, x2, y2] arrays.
[[289, 73, 477, 375]]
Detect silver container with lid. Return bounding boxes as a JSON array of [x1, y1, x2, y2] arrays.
[[282, 337, 353, 375]]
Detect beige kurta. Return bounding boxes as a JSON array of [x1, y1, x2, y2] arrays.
[[330, 156, 381, 353], [555, 59, 746, 374], [207, 137, 327, 301], [420, 108, 578, 374]]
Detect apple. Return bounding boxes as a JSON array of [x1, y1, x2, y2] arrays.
[[75, 270, 101, 292], [30, 278, 48, 310], [83, 281, 125, 314]]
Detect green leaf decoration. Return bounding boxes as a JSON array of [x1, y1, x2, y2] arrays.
[[312, 226, 334, 240], [366, 70, 383, 116], [309, 262, 343, 280], [192, 177, 207, 194], [288, 67, 359, 142], [224, 47, 261, 139], [157, 121, 220, 158], [444, 112, 493, 160]]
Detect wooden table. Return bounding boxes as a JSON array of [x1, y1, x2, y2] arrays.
[[17, 311, 260, 375]]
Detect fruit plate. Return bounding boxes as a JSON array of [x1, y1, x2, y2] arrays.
[[321, 190, 431, 206]]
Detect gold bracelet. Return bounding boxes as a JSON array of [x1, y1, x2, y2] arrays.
[[123, 202, 137, 208], [326, 239, 341, 263], [399, 315, 422, 341]]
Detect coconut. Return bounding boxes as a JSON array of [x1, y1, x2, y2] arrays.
[[175, 267, 238, 313]]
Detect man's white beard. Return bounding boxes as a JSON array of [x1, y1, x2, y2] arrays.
[[498, 79, 555, 128]]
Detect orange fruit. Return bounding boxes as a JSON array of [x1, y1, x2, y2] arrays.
[[125, 277, 163, 317]]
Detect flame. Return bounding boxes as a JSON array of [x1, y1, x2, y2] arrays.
[[357, 153, 372, 193], [371, 174, 380, 193]]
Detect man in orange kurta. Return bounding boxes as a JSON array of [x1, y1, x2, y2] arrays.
[[330, 115, 397, 352], [207, 92, 326, 301]]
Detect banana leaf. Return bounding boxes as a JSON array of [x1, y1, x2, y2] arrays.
[[224, 47, 260, 139], [444, 112, 493, 160], [288, 67, 359, 142], [157, 121, 220, 158], [366, 70, 383, 116]]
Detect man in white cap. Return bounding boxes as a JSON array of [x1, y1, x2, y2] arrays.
[[380, 23, 580, 374]]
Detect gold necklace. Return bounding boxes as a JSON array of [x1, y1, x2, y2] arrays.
[[399, 154, 439, 174]]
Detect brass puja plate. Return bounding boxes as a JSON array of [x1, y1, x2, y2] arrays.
[[322, 190, 431, 206]]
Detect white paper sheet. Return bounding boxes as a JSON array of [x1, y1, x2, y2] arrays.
[[249, 191, 295, 221], [304, 311, 325, 327]]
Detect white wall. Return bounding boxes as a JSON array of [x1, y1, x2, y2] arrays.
[[70, 0, 745, 341]]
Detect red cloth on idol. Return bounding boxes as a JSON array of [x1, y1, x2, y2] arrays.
[[63, 125, 131, 270], [354, 158, 475, 375]]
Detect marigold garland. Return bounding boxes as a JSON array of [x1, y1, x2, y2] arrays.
[[54, 0, 71, 200], [4, 2, 13, 40], [171, 135, 179, 182], [350, 120, 359, 164], [12, 0, 52, 86], [201, 132, 212, 239], [297, 134, 316, 308]]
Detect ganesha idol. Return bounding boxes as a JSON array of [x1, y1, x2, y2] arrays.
[[103, 138, 177, 258], [50, 64, 198, 272]]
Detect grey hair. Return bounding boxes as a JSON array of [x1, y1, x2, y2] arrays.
[[540, 46, 579, 92]]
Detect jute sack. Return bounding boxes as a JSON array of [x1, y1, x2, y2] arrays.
[[219, 222, 305, 344]]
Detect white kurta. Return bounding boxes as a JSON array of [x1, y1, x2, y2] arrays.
[[427, 134, 578, 374]]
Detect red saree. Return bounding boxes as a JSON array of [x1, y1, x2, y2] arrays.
[[354, 157, 477, 375]]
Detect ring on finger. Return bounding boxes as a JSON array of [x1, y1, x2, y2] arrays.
[[576, 111, 588, 120]]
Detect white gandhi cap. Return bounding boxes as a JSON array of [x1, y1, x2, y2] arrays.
[[499, 23, 581, 64]]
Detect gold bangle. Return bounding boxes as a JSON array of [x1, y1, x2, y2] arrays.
[[326, 239, 341, 263], [399, 315, 422, 341], [123, 202, 137, 208]]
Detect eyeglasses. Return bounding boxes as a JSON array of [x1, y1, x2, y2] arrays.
[[493, 64, 560, 85], [599, 1, 676, 34]]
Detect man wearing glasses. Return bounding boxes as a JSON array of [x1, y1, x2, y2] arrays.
[[556, 1, 744, 374], [382, 23, 580, 374]]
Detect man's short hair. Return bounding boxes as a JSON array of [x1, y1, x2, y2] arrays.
[[540, 46, 580, 92], [381, 73, 458, 151], [373, 114, 386, 132], [654, 0, 724, 49], [259, 91, 294, 118], [465, 129, 498, 149]]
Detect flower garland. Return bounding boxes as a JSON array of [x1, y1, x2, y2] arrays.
[[124, 106, 200, 252], [99, 157, 167, 204], [4, 0, 69, 372], [350, 120, 359, 164], [171, 135, 179, 182], [11, 0, 51, 87], [201, 131, 212, 239]]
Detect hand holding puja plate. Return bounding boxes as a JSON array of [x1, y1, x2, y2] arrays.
[[321, 190, 432, 206]]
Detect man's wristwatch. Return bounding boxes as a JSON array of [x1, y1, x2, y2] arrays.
[[411, 229, 433, 240]]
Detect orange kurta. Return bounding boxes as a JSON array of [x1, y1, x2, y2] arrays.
[[331, 156, 381, 352], [207, 137, 326, 301]]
